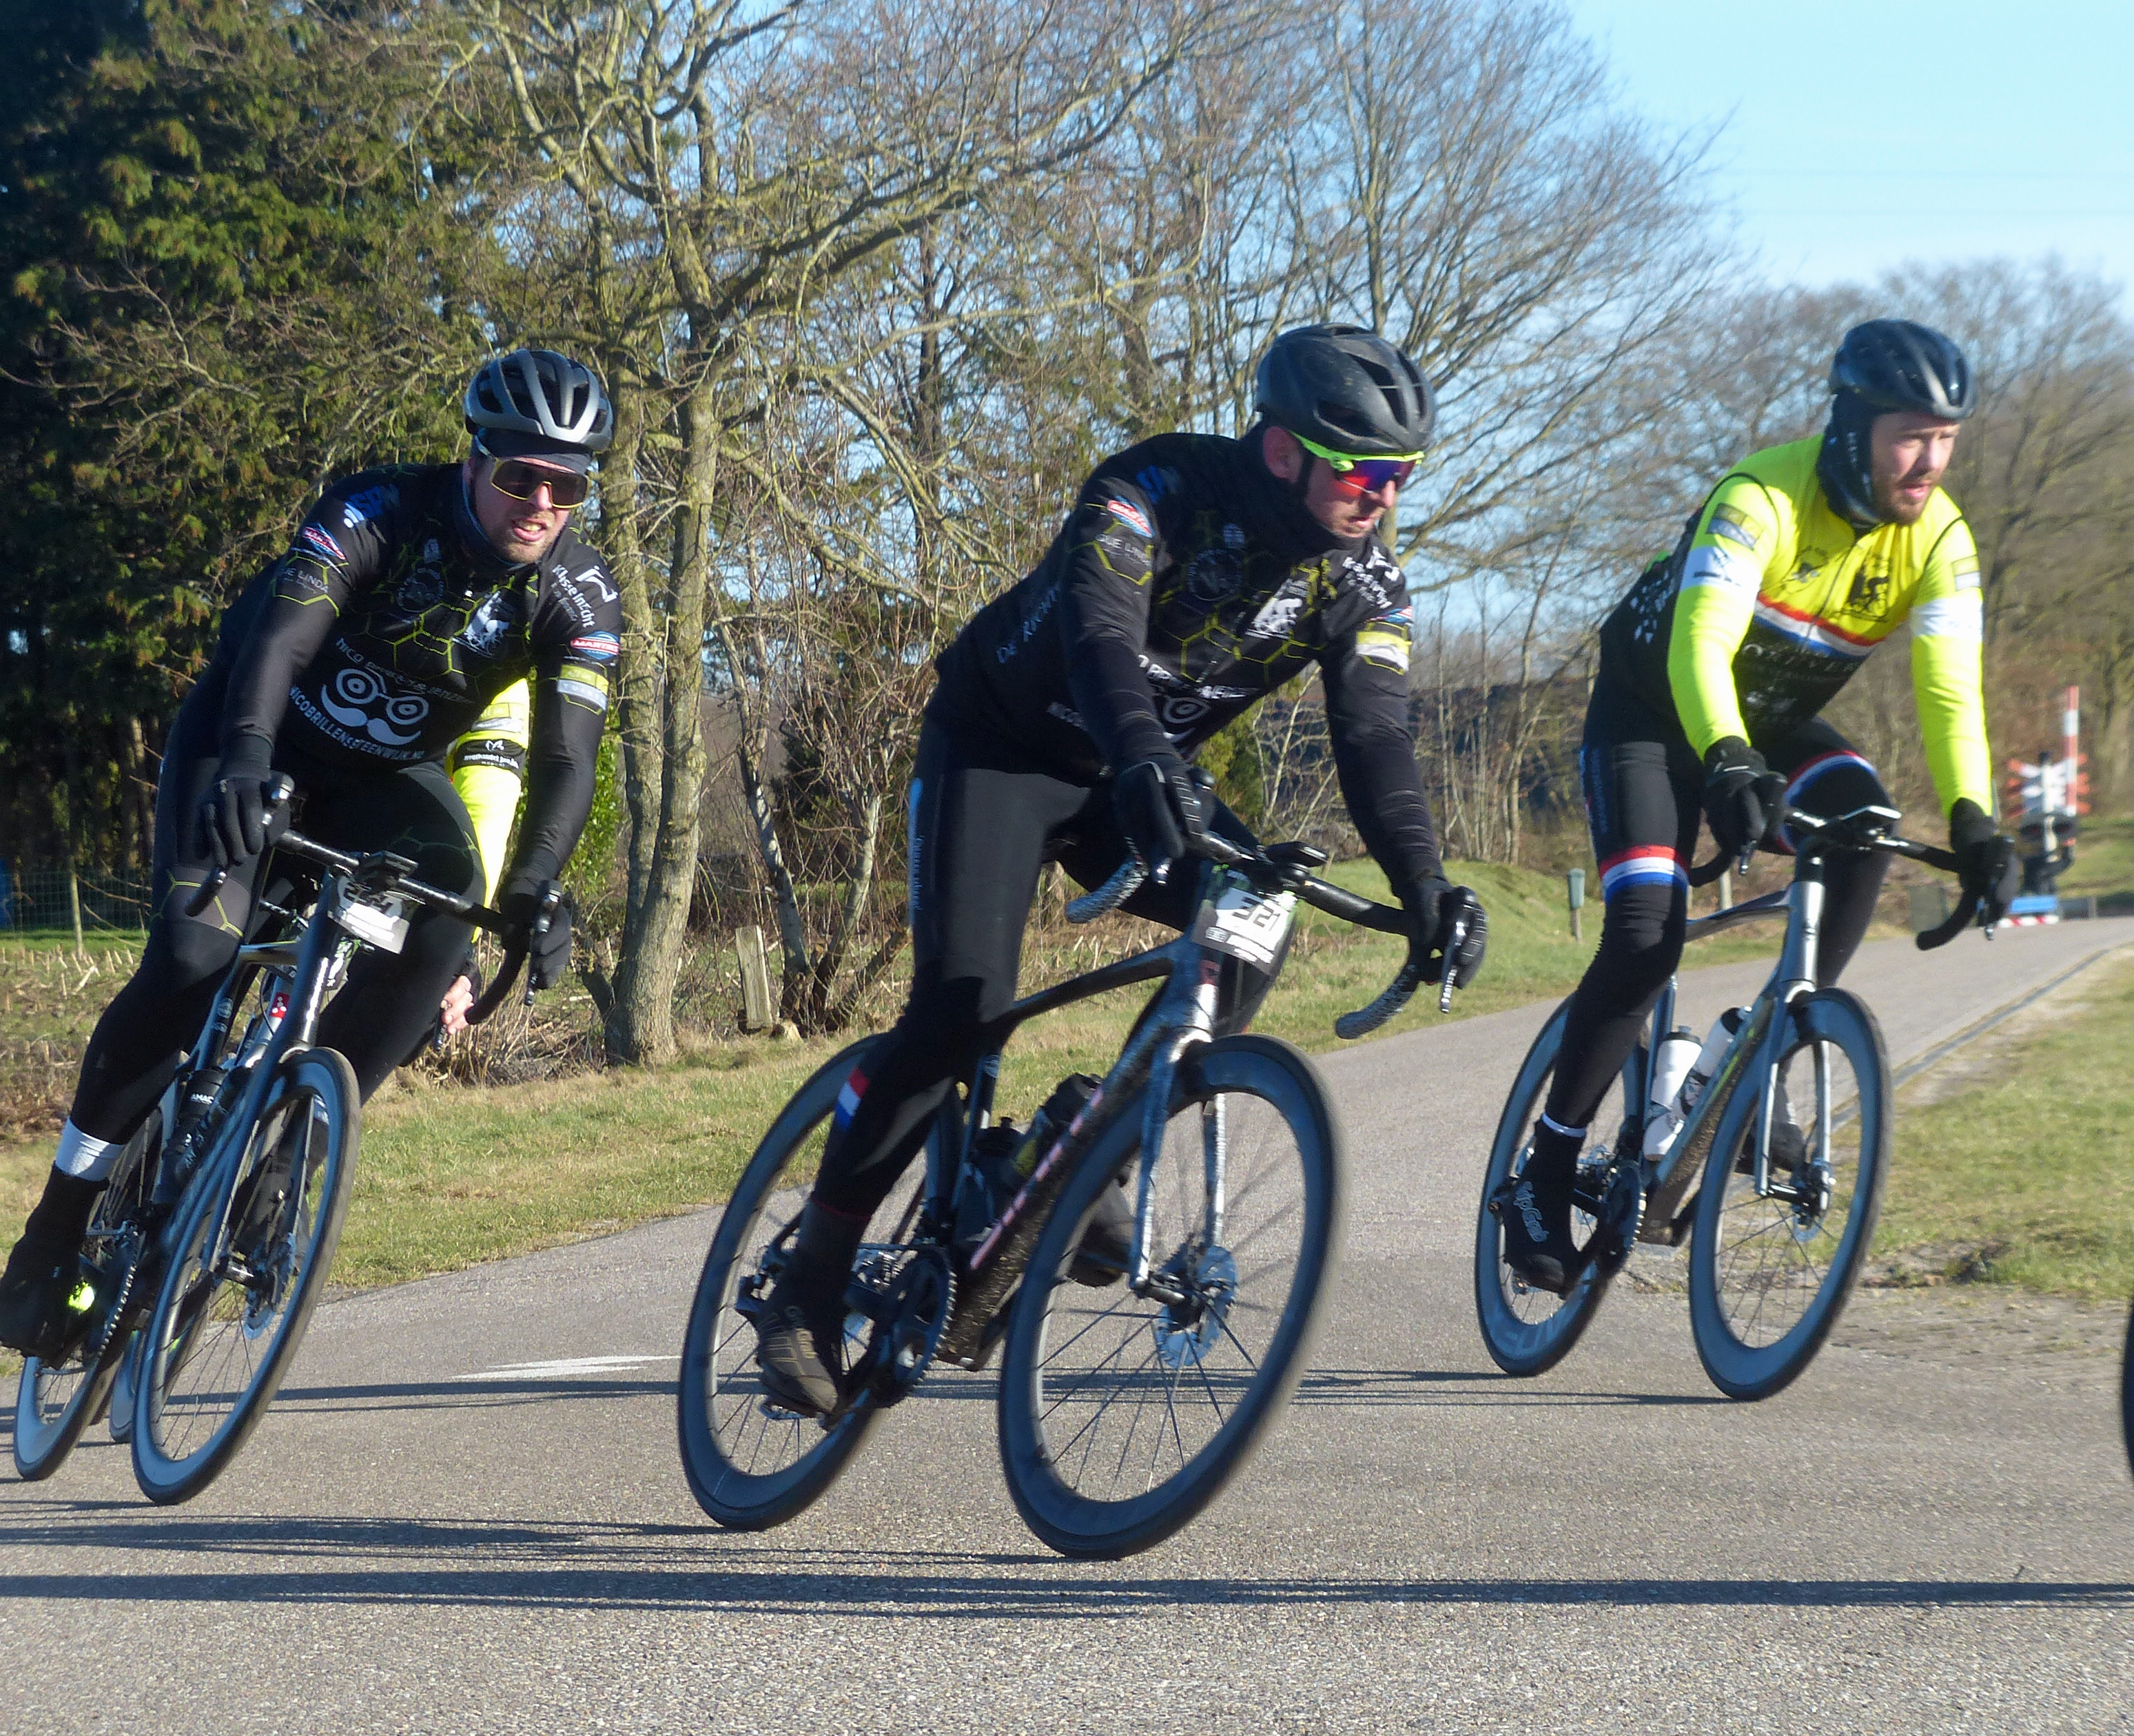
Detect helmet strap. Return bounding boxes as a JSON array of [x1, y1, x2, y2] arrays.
[[1815, 390, 1885, 532]]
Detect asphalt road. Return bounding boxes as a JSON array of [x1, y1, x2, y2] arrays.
[[3, 920, 2131, 1734]]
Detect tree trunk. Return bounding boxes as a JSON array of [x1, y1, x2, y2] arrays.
[[607, 374, 717, 1062]]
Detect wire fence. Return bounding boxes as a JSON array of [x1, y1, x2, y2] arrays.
[[0, 862, 152, 936]]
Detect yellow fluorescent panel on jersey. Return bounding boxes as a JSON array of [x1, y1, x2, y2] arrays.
[[445, 679, 531, 898], [1666, 436, 1992, 818]]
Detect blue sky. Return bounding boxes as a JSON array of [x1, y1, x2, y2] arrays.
[[1563, 0, 2134, 296]]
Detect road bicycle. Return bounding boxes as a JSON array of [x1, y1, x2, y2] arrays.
[[1475, 803, 1984, 1401], [679, 833, 1479, 1558], [12, 783, 540, 1502]]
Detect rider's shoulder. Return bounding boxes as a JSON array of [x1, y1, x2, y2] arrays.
[[1083, 431, 1227, 512], [532, 527, 621, 621]]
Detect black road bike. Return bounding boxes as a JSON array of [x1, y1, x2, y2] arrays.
[[12, 786, 539, 1502], [1475, 803, 1987, 1401], [678, 834, 1479, 1558]]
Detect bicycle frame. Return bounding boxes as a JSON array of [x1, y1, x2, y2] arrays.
[[1637, 849, 1847, 1243]]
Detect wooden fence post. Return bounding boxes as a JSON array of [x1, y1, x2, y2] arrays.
[[735, 925, 774, 1033]]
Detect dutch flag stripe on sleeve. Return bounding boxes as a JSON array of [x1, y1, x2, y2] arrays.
[[1599, 845, 1687, 901]]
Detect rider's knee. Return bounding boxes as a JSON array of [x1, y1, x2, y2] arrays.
[[1598, 881, 1685, 990]]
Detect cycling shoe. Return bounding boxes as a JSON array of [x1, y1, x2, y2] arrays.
[[1499, 1177, 1585, 1297], [0, 1236, 92, 1360]]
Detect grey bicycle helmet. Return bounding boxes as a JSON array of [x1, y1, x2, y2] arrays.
[[463, 349, 614, 461], [1253, 324, 1435, 455], [1829, 319, 1976, 422]]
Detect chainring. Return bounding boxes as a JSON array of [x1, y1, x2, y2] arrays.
[[856, 1246, 955, 1407]]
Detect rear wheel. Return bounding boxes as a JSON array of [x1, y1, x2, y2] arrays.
[[996, 1035, 1342, 1559], [677, 1037, 932, 1530], [1473, 1004, 1641, 1378], [12, 1111, 161, 1481], [1688, 989, 1888, 1401], [132, 1049, 358, 1503]]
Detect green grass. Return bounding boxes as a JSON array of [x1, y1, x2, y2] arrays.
[[1872, 946, 2134, 1298], [0, 856, 1796, 1294], [2055, 814, 2134, 911]]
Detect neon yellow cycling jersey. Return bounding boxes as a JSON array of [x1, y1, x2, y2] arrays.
[[1599, 435, 1991, 818], [445, 679, 531, 898]]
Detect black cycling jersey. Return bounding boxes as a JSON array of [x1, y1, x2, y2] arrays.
[[929, 432, 1441, 883], [220, 462, 619, 885]]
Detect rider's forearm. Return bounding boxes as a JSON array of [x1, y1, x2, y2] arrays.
[[1911, 617, 1994, 818], [1331, 721, 1442, 883], [506, 686, 602, 888]]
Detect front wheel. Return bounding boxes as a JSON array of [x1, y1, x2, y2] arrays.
[[1473, 1003, 1641, 1378], [1688, 989, 1888, 1401], [132, 1048, 359, 1503], [996, 1035, 1343, 1559]]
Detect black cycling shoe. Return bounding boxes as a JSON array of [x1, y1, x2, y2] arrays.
[[0, 1235, 90, 1360], [752, 1201, 865, 1417], [755, 1291, 848, 1418], [1499, 1175, 1585, 1297], [1069, 1178, 1133, 1288]]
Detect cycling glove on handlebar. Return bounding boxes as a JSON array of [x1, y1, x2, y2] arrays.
[[1948, 798, 2019, 922], [1402, 876, 1488, 987], [500, 874, 573, 991], [1111, 755, 1209, 882], [196, 735, 289, 868], [1701, 736, 1786, 859]]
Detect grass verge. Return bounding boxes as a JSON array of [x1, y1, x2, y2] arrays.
[[1870, 944, 2134, 1299]]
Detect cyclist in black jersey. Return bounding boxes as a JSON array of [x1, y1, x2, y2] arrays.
[[754, 324, 1489, 1416], [0, 349, 622, 1358]]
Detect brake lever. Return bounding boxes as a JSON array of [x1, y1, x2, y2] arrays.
[[522, 882, 564, 1006], [183, 774, 297, 917]]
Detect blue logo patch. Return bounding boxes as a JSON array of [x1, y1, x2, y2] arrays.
[[1105, 497, 1153, 538], [570, 632, 621, 661]]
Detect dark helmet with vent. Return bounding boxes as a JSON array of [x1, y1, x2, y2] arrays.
[[1829, 320, 1976, 422], [1253, 324, 1435, 455], [464, 349, 614, 458]]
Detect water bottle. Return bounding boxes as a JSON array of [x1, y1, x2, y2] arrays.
[[1677, 1006, 1749, 1119], [1641, 1029, 1701, 1159]]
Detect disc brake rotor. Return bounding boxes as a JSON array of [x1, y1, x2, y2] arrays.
[[1152, 1246, 1236, 1369]]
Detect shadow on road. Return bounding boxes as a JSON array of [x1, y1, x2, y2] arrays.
[[0, 1510, 2123, 1614]]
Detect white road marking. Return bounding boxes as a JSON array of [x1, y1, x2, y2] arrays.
[[453, 1354, 677, 1382]]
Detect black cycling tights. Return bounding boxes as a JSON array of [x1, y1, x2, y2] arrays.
[[810, 723, 1258, 1221], [67, 681, 481, 1146], [1541, 677, 1891, 1135]]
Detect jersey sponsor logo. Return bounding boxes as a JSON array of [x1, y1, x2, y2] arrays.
[[1104, 497, 1153, 538], [1355, 628, 1410, 673], [566, 562, 619, 603], [321, 665, 431, 745], [1047, 701, 1088, 732], [338, 483, 399, 528], [397, 567, 446, 610], [555, 678, 610, 712], [456, 592, 520, 659], [300, 524, 347, 565], [1222, 523, 1246, 549], [1249, 588, 1305, 640], [1156, 692, 1211, 735], [1707, 504, 1761, 550], [1133, 465, 1178, 502], [1845, 566, 1891, 612], [274, 559, 334, 604], [1909, 592, 1982, 641], [1679, 542, 1757, 599], [569, 632, 621, 661]]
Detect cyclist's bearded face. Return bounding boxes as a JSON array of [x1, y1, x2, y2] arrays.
[[1869, 411, 1962, 526], [466, 455, 575, 561], [1261, 428, 1400, 539]]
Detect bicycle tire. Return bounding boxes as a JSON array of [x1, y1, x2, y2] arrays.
[[2121, 1299, 2133, 1488], [996, 1035, 1343, 1560], [104, 1331, 141, 1445], [1687, 988, 1888, 1401], [1473, 1003, 1637, 1378], [132, 1047, 359, 1503], [677, 1037, 916, 1531], [12, 1110, 161, 1481]]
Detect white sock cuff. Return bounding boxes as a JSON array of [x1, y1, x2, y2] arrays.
[[54, 1120, 119, 1181], [1538, 1113, 1587, 1144]]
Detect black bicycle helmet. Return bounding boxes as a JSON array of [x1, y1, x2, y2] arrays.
[[1828, 319, 1976, 422], [464, 349, 614, 458], [1253, 324, 1435, 455]]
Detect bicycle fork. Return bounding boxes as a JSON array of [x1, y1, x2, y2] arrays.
[[1129, 957, 1223, 1297]]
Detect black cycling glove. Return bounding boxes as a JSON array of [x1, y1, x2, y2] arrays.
[[196, 736, 289, 868], [499, 872, 572, 991], [1402, 876, 1488, 988], [1948, 798, 2020, 923], [1701, 736, 1786, 859], [1111, 754, 1209, 882]]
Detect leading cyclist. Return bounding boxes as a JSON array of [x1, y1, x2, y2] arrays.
[[1502, 319, 2022, 1295], [0, 349, 622, 1356], [754, 323, 1488, 1415]]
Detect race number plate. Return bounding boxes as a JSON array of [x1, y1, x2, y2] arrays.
[[1189, 874, 1296, 969], [336, 893, 408, 955]]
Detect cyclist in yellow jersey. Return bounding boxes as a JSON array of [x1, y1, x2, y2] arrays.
[[1502, 320, 2021, 1294]]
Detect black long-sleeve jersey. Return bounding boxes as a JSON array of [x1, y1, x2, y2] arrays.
[[219, 462, 620, 886], [929, 433, 1441, 883]]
